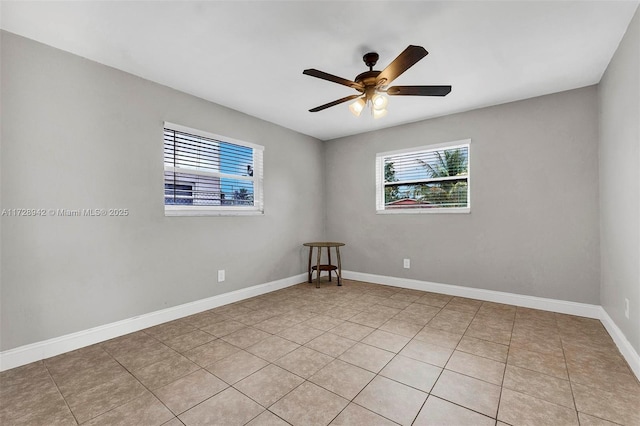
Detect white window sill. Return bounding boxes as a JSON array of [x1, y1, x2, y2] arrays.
[[165, 207, 264, 217], [376, 207, 470, 215]]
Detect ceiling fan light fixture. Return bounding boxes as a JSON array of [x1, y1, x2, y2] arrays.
[[373, 107, 388, 120], [349, 97, 366, 117], [372, 93, 388, 110]]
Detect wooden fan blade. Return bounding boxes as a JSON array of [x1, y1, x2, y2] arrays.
[[386, 85, 451, 96], [309, 94, 361, 112], [377, 45, 429, 86], [303, 69, 364, 91]]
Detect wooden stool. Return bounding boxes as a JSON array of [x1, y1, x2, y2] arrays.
[[303, 242, 345, 288]]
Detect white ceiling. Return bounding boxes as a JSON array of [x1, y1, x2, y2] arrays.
[[1, 1, 638, 140]]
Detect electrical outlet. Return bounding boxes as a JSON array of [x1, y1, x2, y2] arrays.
[[625, 298, 629, 319], [218, 269, 225, 282], [403, 258, 410, 269]]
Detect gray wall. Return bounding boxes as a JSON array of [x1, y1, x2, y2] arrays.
[[599, 7, 640, 353], [0, 32, 325, 351], [325, 87, 600, 304]]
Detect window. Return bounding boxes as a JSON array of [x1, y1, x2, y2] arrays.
[[376, 139, 470, 213], [164, 122, 264, 216]]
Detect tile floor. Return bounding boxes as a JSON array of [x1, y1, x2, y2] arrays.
[[1, 280, 639, 425]]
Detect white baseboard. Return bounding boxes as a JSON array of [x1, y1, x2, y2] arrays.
[[0, 273, 306, 372], [343, 271, 601, 318], [343, 270, 639, 380], [599, 307, 640, 379]]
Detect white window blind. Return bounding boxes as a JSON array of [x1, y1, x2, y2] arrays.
[[376, 140, 470, 213], [164, 122, 264, 216]]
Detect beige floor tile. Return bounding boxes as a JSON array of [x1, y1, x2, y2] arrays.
[[200, 319, 246, 337], [378, 319, 423, 338], [179, 387, 264, 426], [153, 369, 228, 415], [309, 359, 375, 399], [563, 342, 632, 375], [235, 310, 278, 326], [392, 310, 436, 326], [498, 388, 579, 425], [132, 352, 199, 390], [413, 395, 494, 426], [572, 382, 640, 425], [163, 330, 216, 353], [246, 335, 300, 362], [339, 342, 395, 373], [464, 323, 512, 346], [1, 384, 75, 426], [274, 346, 334, 378], [503, 364, 574, 408], [431, 370, 501, 418], [510, 334, 565, 357], [414, 327, 462, 349], [109, 340, 176, 372], [182, 311, 227, 329], [399, 339, 454, 367], [507, 346, 568, 379], [567, 362, 640, 395], [353, 375, 427, 426], [183, 339, 240, 367], [270, 382, 348, 426], [234, 364, 304, 407], [206, 350, 269, 384], [471, 316, 515, 332], [245, 410, 290, 426], [52, 358, 129, 398], [253, 316, 299, 334], [414, 293, 453, 308], [427, 310, 474, 334], [577, 412, 621, 426], [276, 324, 325, 344], [349, 311, 393, 328], [329, 403, 397, 425], [212, 304, 253, 318], [66, 373, 148, 423], [44, 345, 113, 378], [377, 297, 412, 310], [445, 350, 505, 385], [305, 332, 357, 357], [444, 297, 483, 313], [402, 303, 442, 318], [145, 320, 197, 342], [302, 315, 345, 331], [83, 392, 173, 425], [323, 306, 361, 320], [330, 322, 376, 341], [100, 331, 157, 356], [456, 335, 509, 363], [361, 330, 410, 353], [220, 327, 272, 349], [379, 355, 442, 392], [4, 403, 77, 426]]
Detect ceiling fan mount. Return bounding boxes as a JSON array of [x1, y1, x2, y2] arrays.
[[303, 45, 451, 116], [362, 52, 380, 70]]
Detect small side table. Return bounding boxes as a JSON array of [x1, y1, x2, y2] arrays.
[[303, 242, 345, 288]]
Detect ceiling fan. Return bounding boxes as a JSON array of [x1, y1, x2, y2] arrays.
[[303, 45, 451, 118]]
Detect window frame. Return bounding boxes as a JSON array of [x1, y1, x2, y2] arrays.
[[163, 122, 264, 217], [375, 139, 471, 214]]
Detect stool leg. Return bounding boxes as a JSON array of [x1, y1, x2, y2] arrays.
[[336, 246, 342, 286], [327, 247, 332, 282], [307, 246, 312, 283], [315, 245, 321, 288]]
